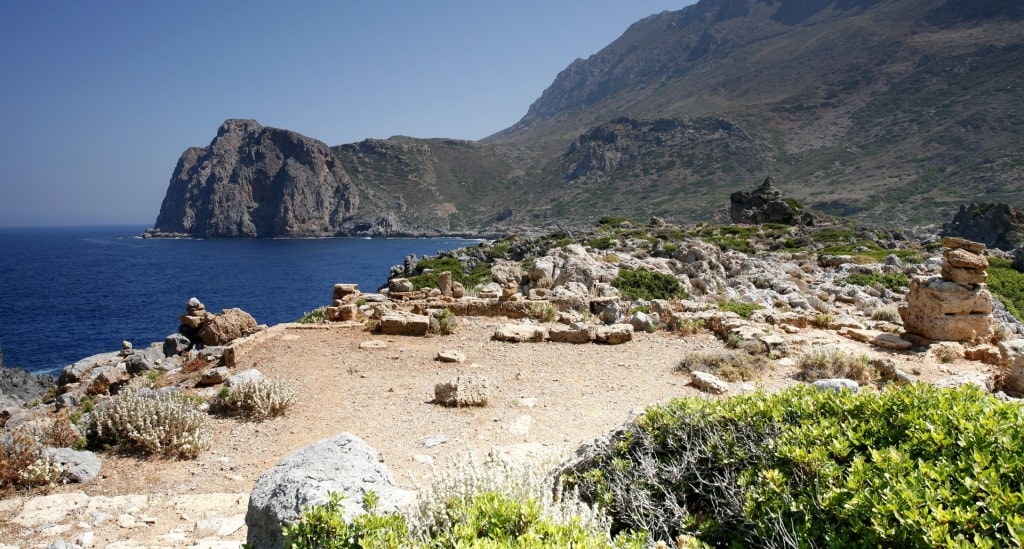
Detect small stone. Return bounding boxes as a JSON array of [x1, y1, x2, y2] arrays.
[[422, 434, 447, 448], [812, 379, 859, 392], [436, 350, 466, 363], [941, 236, 986, 254], [690, 371, 729, 394], [200, 367, 230, 386], [359, 340, 388, 350], [434, 376, 490, 407]]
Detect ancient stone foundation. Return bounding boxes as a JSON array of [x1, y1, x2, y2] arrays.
[[900, 237, 993, 342]]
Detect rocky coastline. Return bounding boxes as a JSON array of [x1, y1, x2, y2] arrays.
[[4, 192, 1024, 546]]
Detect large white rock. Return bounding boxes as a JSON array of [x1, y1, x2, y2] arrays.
[[245, 433, 412, 549]]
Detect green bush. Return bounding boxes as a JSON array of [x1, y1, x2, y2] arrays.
[[434, 309, 458, 335], [718, 301, 763, 319], [297, 307, 327, 324], [284, 466, 650, 549], [989, 257, 1024, 322], [284, 492, 409, 549], [565, 384, 1024, 547], [409, 257, 491, 291], [844, 271, 911, 291], [611, 269, 688, 301]]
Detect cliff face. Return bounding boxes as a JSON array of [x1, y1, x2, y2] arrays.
[[154, 120, 361, 238]]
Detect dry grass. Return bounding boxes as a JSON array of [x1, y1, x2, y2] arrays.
[[869, 303, 902, 323], [796, 347, 873, 384], [0, 431, 44, 496], [678, 350, 772, 382]]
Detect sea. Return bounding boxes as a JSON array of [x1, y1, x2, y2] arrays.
[[0, 226, 476, 375]]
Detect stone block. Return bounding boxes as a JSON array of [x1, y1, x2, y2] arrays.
[[379, 314, 430, 336], [595, 324, 634, 344]]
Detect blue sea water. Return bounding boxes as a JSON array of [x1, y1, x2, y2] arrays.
[[0, 226, 475, 375]]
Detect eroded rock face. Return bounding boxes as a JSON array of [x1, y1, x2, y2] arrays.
[[942, 203, 1024, 251], [729, 177, 813, 226], [246, 433, 411, 549], [153, 119, 361, 238]]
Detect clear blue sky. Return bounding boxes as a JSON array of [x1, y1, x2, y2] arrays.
[[0, 1, 691, 227]]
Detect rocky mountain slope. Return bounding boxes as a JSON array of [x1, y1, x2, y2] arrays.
[[151, 0, 1024, 237]]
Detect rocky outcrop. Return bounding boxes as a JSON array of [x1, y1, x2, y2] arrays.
[[942, 203, 1024, 251], [245, 433, 411, 549], [900, 237, 993, 341], [151, 120, 362, 238], [730, 177, 813, 225]]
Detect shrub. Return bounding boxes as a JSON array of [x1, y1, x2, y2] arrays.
[[88, 388, 211, 459], [409, 256, 491, 291], [564, 384, 1024, 547], [530, 302, 557, 323], [678, 350, 771, 382], [673, 318, 707, 335], [0, 431, 54, 495], [433, 309, 458, 335], [284, 454, 649, 548], [219, 379, 296, 421], [813, 313, 835, 329], [283, 491, 409, 549], [989, 257, 1024, 322], [612, 269, 688, 301], [796, 346, 872, 383], [718, 301, 763, 319], [297, 307, 327, 324], [869, 302, 902, 323], [844, 271, 911, 291]]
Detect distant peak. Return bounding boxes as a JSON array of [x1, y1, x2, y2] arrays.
[[217, 119, 263, 137]]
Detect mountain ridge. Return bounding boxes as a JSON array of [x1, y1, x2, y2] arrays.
[[152, 0, 1024, 238]]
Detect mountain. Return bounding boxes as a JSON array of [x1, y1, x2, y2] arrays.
[[152, 0, 1024, 237]]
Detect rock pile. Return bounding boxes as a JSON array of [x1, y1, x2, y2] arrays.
[[729, 176, 814, 226], [900, 237, 993, 342]]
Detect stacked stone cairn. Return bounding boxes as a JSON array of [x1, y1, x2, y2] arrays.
[[326, 283, 361, 321], [899, 237, 993, 342]]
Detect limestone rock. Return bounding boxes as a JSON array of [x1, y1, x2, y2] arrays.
[[226, 368, 264, 387], [389, 278, 415, 293], [200, 367, 230, 386], [332, 283, 359, 300], [595, 324, 634, 344], [998, 339, 1024, 395], [941, 236, 986, 254], [548, 324, 595, 344], [629, 311, 658, 333], [812, 378, 859, 392], [941, 263, 987, 285], [42, 447, 101, 483], [379, 313, 430, 336], [434, 376, 490, 407], [944, 248, 988, 270], [163, 333, 192, 357], [493, 324, 548, 343], [900, 276, 993, 341], [246, 433, 410, 549], [436, 350, 466, 363], [690, 371, 729, 394], [200, 308, 258, 346]]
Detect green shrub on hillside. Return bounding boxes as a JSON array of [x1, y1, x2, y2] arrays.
[[297, 307, 327, 324], [989, 257, 1024, 322], [564, 384, 1024, 547], [408, 256, 491, 291], [611, 268, 688, 301], [718, 301, 763, 319], [844, 271, 911, 291]]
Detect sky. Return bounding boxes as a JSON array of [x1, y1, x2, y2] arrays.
[[0, 1, 692, 227]]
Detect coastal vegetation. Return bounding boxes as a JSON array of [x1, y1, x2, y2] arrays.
[[284, 384, 1024, 547]]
